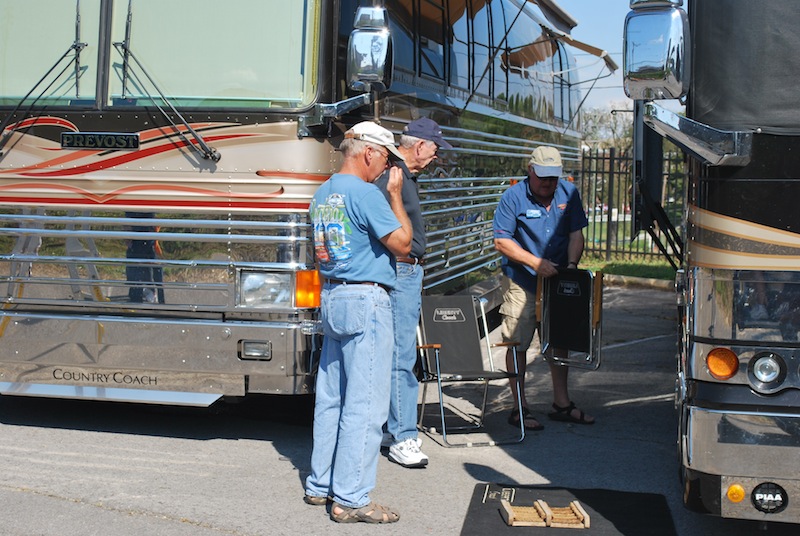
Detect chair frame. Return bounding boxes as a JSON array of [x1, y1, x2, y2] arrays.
[[416, 296, 525, 447], [539, 269, 603, 370]]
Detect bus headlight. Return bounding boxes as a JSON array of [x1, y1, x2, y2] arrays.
[[239, 271, 293, 307], [747, 352, 786, 394], [238, 270, 321, 308]]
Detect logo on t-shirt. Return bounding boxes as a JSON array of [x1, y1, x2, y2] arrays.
[[311, 193, 352, 266]]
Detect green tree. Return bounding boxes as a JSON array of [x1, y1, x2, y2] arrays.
[[579, 101, 633, 151]]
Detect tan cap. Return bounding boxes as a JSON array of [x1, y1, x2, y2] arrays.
[[529, 146, 562, 177], [344, 121, 405, 161]]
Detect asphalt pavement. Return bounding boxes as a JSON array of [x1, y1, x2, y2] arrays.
[[0, 282, 796, 535]]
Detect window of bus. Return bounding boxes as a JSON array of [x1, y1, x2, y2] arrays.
[[472, 1, 491, 96], [0, 0, 101, 107], [384, 0, 416, 74], [502, 1, 552, 122], [418, 0, 446, 81], [553, 41, 576, 124], [490, 0, 509, 101], [107, 0, 319, 109], [448, 1, 470, 89]]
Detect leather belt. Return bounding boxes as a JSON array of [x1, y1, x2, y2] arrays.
[[325, 278, 390, 293], [396, 256, 424, 265]]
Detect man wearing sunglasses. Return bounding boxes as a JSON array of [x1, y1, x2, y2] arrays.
[[493, 146, 594, 433]]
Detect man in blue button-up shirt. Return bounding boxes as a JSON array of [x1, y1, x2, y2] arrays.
[[493, 146, 594, 431]]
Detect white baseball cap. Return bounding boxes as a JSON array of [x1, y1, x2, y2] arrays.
[[529, 146, 562, 178], [344, 121, 405, 161]]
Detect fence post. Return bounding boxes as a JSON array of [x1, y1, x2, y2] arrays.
[[605, 147, 616, 261]]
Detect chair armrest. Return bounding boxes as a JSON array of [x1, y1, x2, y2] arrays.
[[490, 341, 519, 348]]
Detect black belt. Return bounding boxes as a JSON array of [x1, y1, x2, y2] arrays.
[[326, 279, 390, 293], [396, 256, 424, 265]]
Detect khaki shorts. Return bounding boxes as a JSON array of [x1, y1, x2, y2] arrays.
[[499, 277, 540, 352]]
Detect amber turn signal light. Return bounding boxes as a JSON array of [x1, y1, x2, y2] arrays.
[[706, 347, 739, 380]]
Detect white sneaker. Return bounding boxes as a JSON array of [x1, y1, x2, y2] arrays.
[[388, 437, 428, 468], [381, 433, 421, 449]]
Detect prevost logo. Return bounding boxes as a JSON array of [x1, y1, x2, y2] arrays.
[[61, 132, 140, 150], [752, 482, 788, 514]]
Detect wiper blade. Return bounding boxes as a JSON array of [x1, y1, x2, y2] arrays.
[[112, 41, 221, 163], [0, 43, 84, 153], [114, 0, 220, 163], [0, 1, 87, 154]]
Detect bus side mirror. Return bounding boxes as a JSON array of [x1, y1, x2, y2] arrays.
[[623, 4, 690, 100], [347, 7, 392, 94]]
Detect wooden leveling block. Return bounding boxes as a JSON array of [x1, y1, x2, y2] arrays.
[[500, 498, 590, 529]]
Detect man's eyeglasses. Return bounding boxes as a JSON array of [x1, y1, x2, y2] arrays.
[[370, 146, 390, 166]]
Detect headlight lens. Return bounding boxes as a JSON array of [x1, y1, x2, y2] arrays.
[[747, 352, 787, 394], [240, 272, 293, 307], [753, 356, 781, 383]]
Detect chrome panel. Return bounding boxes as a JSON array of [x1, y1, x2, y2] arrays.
[[630, 0, 682, 6], [0, 382, 224, 407], [687, 407, 800, 477], [0, 313, 316, 391], [687, 268, 800, 385], [623, 7, 690, 100], [721, 476, 800, 523], [643, 102, 752, 166]]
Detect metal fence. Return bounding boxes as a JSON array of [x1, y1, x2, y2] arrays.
[[578, 148, 685, 262]]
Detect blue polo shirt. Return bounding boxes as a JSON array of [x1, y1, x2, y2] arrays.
[[493, 178, 588, 293]]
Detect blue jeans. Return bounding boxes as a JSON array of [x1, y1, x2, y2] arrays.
[[305, 283, 393, 508], [387, 263, 423, 442]]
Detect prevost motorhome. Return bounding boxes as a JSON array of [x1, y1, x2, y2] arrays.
[[625, 0, 800, 525], [0, 0, 607, 406]]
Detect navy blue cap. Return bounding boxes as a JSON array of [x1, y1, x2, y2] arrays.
[[403, 118, 453, 150]]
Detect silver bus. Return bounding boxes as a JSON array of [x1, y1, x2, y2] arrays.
[[0, 0, 597, 406], [626, 0, 800, 525]]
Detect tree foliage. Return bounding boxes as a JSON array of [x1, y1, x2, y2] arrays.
[[579, 100, 633, 152]]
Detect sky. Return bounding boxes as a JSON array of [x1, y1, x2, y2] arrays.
[[555, 0, 633, 111]]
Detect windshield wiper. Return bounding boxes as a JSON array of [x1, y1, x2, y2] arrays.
[[113, 0, 220, 163], [0, 1, 87, 155]]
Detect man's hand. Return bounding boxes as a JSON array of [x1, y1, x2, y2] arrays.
[[532, 257, 559, 278], [386, 166, 403, 197]]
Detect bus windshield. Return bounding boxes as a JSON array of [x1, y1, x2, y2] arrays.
[[0, 0, 320, 110]]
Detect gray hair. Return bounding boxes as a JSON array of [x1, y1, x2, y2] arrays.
[[339, 137, 377, 158], [399, 134, 436, 150]]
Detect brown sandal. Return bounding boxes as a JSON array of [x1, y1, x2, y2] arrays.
[[303, 494, 331, 506], [330, 501, 400, 524]]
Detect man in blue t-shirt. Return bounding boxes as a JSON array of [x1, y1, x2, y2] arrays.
[[493, 146, 595, 432], [304, 121, 411, 524]]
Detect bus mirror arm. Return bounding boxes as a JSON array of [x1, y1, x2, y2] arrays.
[[297, 93, 373, 138], [643, 101, 753, 167]]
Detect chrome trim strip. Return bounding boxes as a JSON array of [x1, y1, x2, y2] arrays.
[[0, 382, 222, 406], [644, 101, 752, 166]]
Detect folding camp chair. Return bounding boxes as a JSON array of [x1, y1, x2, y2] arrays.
[[416, 294, 525, 447], [539, 269, 603, 370]]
